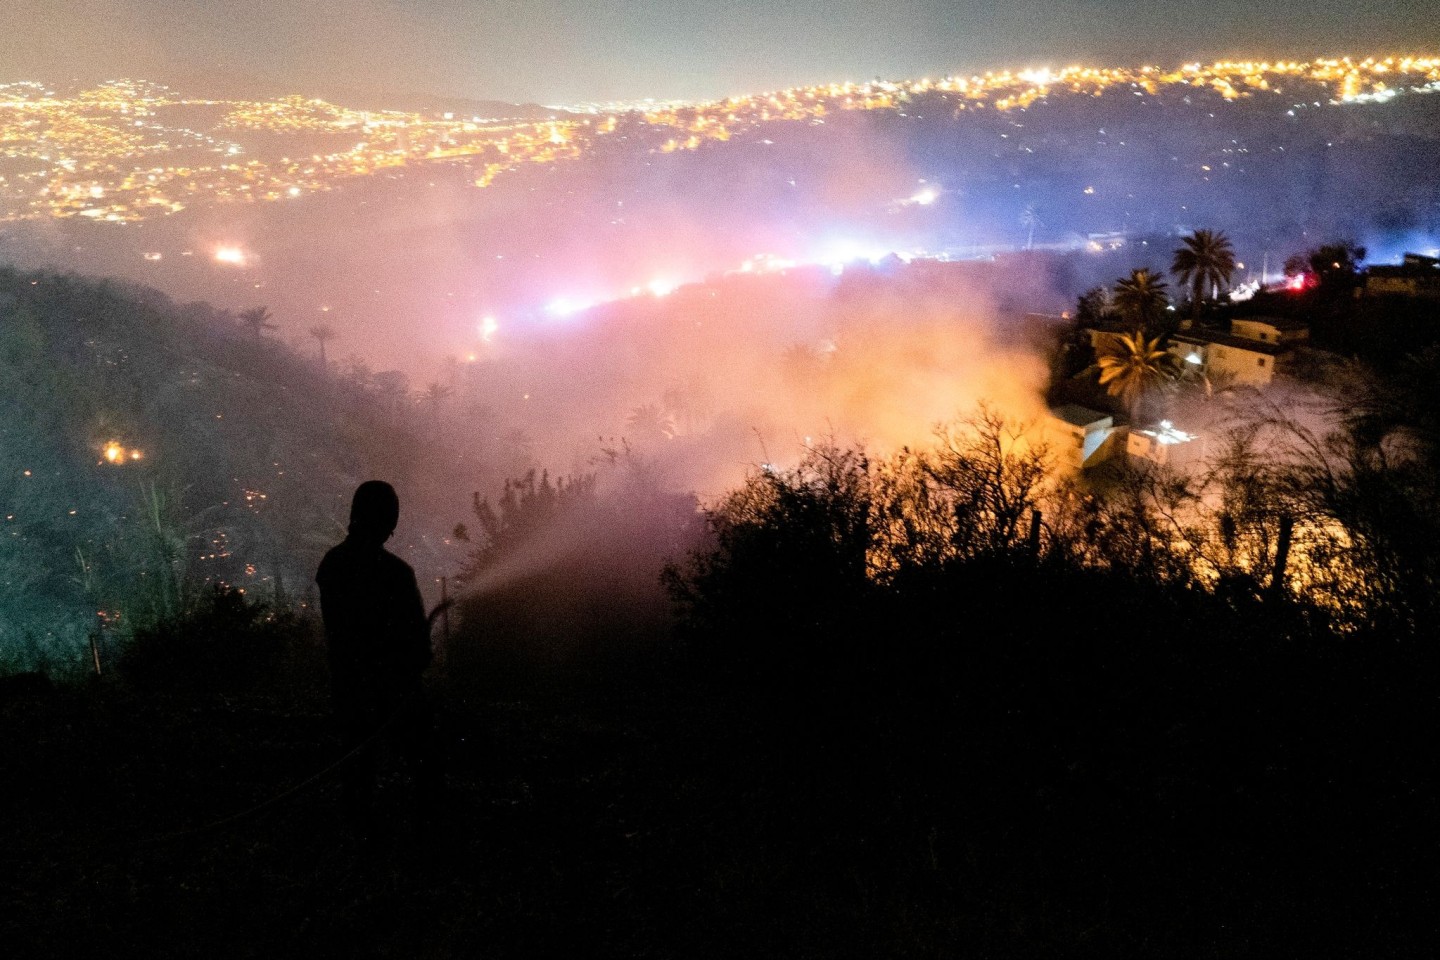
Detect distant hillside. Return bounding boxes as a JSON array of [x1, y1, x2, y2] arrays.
[[0, 268, 461, 672], [308, 86, 569, 121], [151, 71, 568, 120]]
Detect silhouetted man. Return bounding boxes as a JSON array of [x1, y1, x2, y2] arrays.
[[316, 480, 439, 836]]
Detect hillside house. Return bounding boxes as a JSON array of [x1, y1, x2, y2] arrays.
[[1166, 316, 1309, 388], [1045, 404, 1122, 471], [1363, 253, 1440, 300], [1127, 420, 1205, 470]]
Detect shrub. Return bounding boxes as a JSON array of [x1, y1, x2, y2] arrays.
[[119, 585, 314, 695]]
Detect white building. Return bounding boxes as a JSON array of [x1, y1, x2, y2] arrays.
[[1167, 316, 1309, 388], [1045, 404, 1122, 472], [1126, 420, 1205, 469]]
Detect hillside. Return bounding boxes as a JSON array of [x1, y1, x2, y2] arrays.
[[0, 267, 460, 671]]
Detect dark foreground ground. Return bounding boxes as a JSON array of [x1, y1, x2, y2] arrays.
[[2, 646, 1435, 960]]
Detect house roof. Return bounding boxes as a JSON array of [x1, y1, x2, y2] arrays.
[[1369, 252, 1440, 274], [1049, 404, 1112, 429], [1170, 330, 1285, 357], [1367, 264, 1440, 282], [1230, 314, 1310, 332]]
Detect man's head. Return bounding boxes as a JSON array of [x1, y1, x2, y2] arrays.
[[348, 480, 400, 543]]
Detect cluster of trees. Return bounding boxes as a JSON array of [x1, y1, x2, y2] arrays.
[[1283, 242, 1367, 296], [1077, 228, 1238, 333], [666, 398, 1438, 667], [238, 304, 465, 438], [653, 402, 1436, 956]]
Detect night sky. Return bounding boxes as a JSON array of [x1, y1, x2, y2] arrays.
[[5, 0, 1440, 103]]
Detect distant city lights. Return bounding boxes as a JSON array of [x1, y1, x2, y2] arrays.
[[4, 57, 1439, 224], [214, 246, 247, 266]]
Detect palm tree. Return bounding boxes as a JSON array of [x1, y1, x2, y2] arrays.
[[238, 306, 276, 344], [1171, 229, 1237, 320], [308, 323, 336, 368], [626, 403, 675, 443], [1097, 330, 1181, 419], [661, 384, 693, 435], [1112, 268, 1170, 332], [1020, 203, 1042, 251]]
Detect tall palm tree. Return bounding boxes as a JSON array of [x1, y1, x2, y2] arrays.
[[626, 403, 675, 443], [1112, 268, 1170, 332], [1097, 330, 1181, 419], [237, 306, 273, 341], [238, 306, 276, 344], [1020, 203, 1042, 251], [1172, 229, 1237, 319], [308, 323, 336, 368]]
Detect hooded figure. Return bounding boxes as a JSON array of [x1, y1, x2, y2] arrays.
[[316, 480, 437, 830]]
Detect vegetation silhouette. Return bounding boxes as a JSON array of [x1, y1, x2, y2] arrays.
[[119, 584, 304, 694], [1111, 267, 1170, 333], [1095, 329, 1182, 419], [448, 456, 704, 693], [1285, 241, 1366, 296], [1171, 227, 1237, 320], [652, 402, 1435, 956], [307, 322, 336, 368], [237, 305, 277, 344]]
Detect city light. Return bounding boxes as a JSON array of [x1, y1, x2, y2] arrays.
[[214, 246, 246, 265], [3, 57, 1436, 223]]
